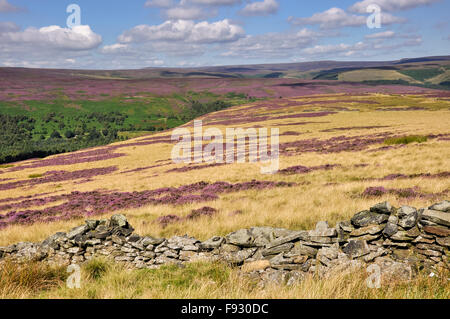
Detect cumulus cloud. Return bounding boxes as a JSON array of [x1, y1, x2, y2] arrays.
[[184, 0, 242, 6], [221, 28, 321, 59], [300, 34, 424, 59], [165, 6, 217, 20], [145, 0, 174, 8], [239, 0, 279, 16], [118, 19, 244, 44], [365, 30, 395, 39], [349, 0, 442, 13], [0, 21, 20, 33], [0, 0, 20, 13], [0, 25, 102, 50], [100, 43, 130, 54], [302, 42, 368, 56], [289, 7, 406, 29]]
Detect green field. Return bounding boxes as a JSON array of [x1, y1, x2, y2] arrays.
[[0, 91, 255, 163]]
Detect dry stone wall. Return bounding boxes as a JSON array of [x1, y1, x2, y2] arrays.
[[1, 200, 449, 286]]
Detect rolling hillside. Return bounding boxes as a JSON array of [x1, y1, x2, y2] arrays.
[[0, 89, 449, 298]]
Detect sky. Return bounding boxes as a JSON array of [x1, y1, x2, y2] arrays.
[[0, 0, 449, 69]]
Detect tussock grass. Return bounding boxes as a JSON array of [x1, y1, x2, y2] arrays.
[[1, 259, 448, 299], [0, 260, 67, 298], [28, 173, 44, 179], [84, 258, 110, 281], [384, 135, 428, 145]]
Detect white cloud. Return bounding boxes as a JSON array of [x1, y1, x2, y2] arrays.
[[184, 0, 241, 6], [0, 25, 102, 50], [289, 7, 405, 29], [300, 35, 424, 59], [165, 6, 216, 20], [239, 0, 279, 16], [0, 21, 20, 33], [349, 0, 442, 13], [365, 30, 395, 39], [0, 0, 20, 13], [221, 28, 320, 59], [100, 43, 130, 54], [302, 42, 368, 55], [145, 0, 174, 8], [118, 19, 244, 44]]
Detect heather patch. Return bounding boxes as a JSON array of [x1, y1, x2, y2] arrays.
[[376, 107, 426, 111], [3, 137, 177, 172], [381, 172, 450, 180], [354, 164, 369, 168], [187, 206, 218, 220], [205, 111, 336, 126], [121, 163, 171, 174], [277, 121, 330, 127], [280, 131, 302, 136], [321, 125, 390, 132], [279, 133, 393, 155], [362, 186, 448, 199], [279, 164, 340, 175], [166, 163, 226, 173], [157, 206, 218, 228], [0, 192, 55, 206], [0, 180, 294, 228], [156, 214, 182, 228], [0, 166, 117, 191], [6, 149, 125, 172]]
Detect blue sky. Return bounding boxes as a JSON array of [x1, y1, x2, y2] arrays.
[[0, 0, 449, 69]]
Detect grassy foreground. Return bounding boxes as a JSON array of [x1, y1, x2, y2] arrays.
[[1, 259, 448, 299]]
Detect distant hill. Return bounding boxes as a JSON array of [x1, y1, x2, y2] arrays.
[[0, 55, 449, 163], [49, 55, 449, 88]]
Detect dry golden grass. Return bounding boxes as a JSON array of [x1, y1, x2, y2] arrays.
[[0, 260, 67, 299], [1, 259, 448, 299], [0, 93, 449, 298]]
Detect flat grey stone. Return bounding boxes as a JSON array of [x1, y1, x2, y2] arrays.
[[200, 236, 225, 249], [226, 229, 254, 247], [265, 231, 306, 249], [262, 243, 294, 256], [398, 206, 419, 229], [350, 224, 384, 237], [286, 243, 318, 257], [342, 240, 370, 259], [370, 202, 392, 214], [308, 221, 337, 237], [429, 200, 450, 212], [67, 225, 88, 240], [421, 209, 450, 227], [110, 214, 128, 228], [351, 210, 389, 227], [141, 237, 165, 246]]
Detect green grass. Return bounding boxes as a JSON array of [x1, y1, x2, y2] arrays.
[[384, 135, 428, 145], [28, 174, 44, 179], [399, 68, 444, 82], [84, 258, 110, 280]]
